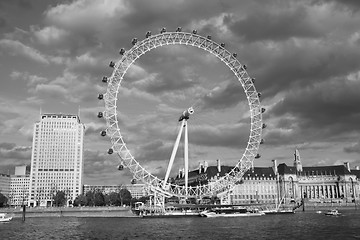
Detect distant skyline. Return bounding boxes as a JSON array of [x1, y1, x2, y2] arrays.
[[1, 0, 360, 185]]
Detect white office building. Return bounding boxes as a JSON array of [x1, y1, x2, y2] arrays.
[[10, 166, 30, 206], [28, 113, 84, 207]]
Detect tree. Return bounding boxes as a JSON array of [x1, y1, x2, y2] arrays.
[[109, 192, 120, 206], [0, 193, 8, 207], [104, 194, 110, 206], [53, 191, 66, 207], [73, 194, 86, 207], [137, 196, 150, 204], [119, 188, 132, 206], [85, 191, 95, 206], [94, 191, 105, 206]]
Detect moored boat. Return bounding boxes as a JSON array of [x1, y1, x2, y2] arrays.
[[324, 209, 341, 216], [261, 208, 295, 215], [200, 207, 264, 218], [0, 213, 12, 222]]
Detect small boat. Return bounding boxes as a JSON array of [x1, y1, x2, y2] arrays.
[[261, 208, 295, 215], [200, 207, 265, 218], [325, 209, 341, 216], [0, 213, 12, 222]]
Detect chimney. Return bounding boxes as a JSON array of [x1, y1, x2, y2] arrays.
[[217, 159, 221, 173], [204, 161, 208, 172], [344, 162, 350, 172], [272, 159, 278, 175], [199, 162, 203, 174]]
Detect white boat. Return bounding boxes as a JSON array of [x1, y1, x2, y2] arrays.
[[324, 209, 341, 216], [261, 208, 295, 215], [0, 213, 12, 222], [261, 195, 295, 215], [200, 208, 265, 217]]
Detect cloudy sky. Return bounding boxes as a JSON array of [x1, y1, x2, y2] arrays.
[[1, 0, 360, 185]]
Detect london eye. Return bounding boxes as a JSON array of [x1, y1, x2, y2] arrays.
[[98, 27, 264, 202]]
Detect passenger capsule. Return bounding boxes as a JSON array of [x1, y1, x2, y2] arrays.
[[243, 65, 247, 70], [108, 148, 113, 154], [109, 61, 115, 68], [255, 153, 261, 159], [102, 76, 108, 83], [119, 48, 125, 55], [160, 27, 166, 33], [251, 78, 256, 83], [100, 130, 107, 137], [131, 38, 138, 45], [97, 112, 103, 118], [232, 53, 237, 58], [145, 31, 151, 38], [131, 179, 136, 184], [262, 123, 267, 129], [176, 27, 182, 32], [98, 94, 103, 100], [258, 92, 262, 98], [207, 35, 212, 40], [260, 139, 264, 144], [192, 29, 197, 34], [220, 43, 225, 47], [261, 108, 266, 113], [117, 164, 124, 170]]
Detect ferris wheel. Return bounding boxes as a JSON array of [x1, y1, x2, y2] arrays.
[[98, 27, 265, 199]]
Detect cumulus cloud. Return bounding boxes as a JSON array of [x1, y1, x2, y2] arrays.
[[2, 0, 360, 182], [32, 26, 70, 45], [10, 71, 48, 86], [0, 142, 31, 160], [0, 39, 49, 64], [344, 141, 360, 153]]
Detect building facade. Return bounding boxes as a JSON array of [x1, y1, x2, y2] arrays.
[[277, 150, 359, 204], [28, 113, 84, 207], [83, 184, 147, 199], [173, 152, 360, 206], [10, 166, 30, 206], [231, 167, 278, 204], [173, 160, 279, 205], [0, 173, 10, 198]]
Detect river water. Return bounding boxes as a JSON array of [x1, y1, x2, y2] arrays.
[[1, 210, 360, 240]]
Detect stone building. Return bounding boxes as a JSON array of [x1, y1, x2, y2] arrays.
[[173, 150, 359, 205], [277, 149, 359, 204]]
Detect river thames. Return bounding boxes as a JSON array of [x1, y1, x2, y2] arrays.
[[1, 210, 360, 240]]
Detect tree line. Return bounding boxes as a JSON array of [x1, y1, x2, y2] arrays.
[[71, 188, 133, 207], [0, 188, 144, 208]]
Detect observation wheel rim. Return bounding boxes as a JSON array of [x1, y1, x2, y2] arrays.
[[104, 30, 263, 198]]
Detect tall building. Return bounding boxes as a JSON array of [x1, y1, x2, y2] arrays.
[[0, 173, 10, 198], [28, 113, 84, 207], [10, 165, 30, 206]]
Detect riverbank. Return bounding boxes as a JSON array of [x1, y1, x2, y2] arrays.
[[300, 202, 358, 212], [1, 202, 358, 218], [1, 206, 138, 218]]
